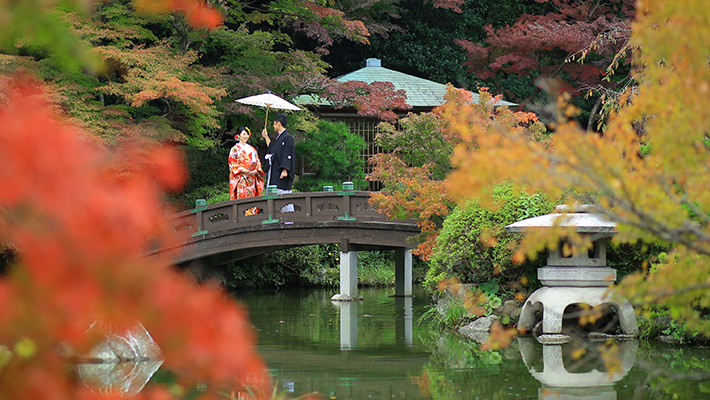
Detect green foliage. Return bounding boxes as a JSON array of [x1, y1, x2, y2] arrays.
[[420, 301, 469, 330], [181, 108, 222, 149], [169, 146, 230, 210], [122, 104, 164, 120], [356, 251, 395, 286], [661, 320, 694, 344], [421, 277, 508, 330], [487, 72, 544, 105], [1, 2, 230, 145], [637, 308, 707, 344], [607, 241, 669, 280], [425, 184, 553, 291], [376, 112, 454, 180], [224, 245, 341, 290], [91, 0, 162, 45], [1, 2, 101, 73], [294, 119, 367, 192], [326, 0, 544, 99], [201, 28, 281, 72], [476, 278, 503, 316]]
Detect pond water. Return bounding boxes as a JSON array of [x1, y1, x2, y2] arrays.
[[89, 286, 708, 398], [233, 286, 710, 400]]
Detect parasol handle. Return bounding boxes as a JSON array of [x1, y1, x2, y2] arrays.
[[263, 106, 270, 133]]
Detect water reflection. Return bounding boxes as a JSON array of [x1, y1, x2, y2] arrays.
[[395, 297, 414, 348], [333, 296, 413, 350], [332, 300, 358, 350], [75, 323, 163, 397], [234, 288, 710, 399], [77, 360, 163, 396], [518, 337, 638, 400], [239, 287, 431, 399]]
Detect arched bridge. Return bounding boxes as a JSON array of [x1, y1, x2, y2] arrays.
[[158, 191, 420, 300]]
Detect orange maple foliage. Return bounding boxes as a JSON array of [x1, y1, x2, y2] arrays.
[[369, 86, 545, 260], [95, 43, 227, 119], [480, 322, 517, 351], [0, 76, 269, 398]]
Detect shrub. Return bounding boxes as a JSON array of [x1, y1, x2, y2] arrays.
[[637, 308, 707, 344], [294, 119, 367, 192], [425, 184, 553, 293], [170, 145, 231, 209]]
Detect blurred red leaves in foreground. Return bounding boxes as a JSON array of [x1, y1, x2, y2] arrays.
[[0, 76, 268, 398], [133, 0, 224, 28]]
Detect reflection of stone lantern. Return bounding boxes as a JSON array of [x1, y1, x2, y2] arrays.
[[506, 205, 638, 342], [76, 324, 163, 396], [518, 337, 638, 400]]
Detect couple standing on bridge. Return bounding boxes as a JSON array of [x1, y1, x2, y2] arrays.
[[228, 114, 295, 210]]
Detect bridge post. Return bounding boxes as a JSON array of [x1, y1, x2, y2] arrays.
[[394, 248, 412, 297], [331, 250, 360, 301]]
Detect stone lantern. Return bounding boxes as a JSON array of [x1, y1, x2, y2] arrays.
[[506, 205, 638, 341]]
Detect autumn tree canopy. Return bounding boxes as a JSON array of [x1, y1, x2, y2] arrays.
[[445, 0, 710, 335], [369, 86, 545, 259], [0, 0, 413, 148], [326, 0, 636, 132], [456, 0, 633, 84]]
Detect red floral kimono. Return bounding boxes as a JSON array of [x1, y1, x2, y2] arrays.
[[228, 142, 264, 202]]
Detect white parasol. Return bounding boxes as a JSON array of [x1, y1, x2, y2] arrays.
[[235, 91, 302, 131]]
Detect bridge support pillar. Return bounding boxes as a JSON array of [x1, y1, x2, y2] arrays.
[[331, 251, 361, 301], [394, 248, 412, 297]]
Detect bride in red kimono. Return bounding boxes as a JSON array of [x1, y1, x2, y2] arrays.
[[228, 127, 264, 204]]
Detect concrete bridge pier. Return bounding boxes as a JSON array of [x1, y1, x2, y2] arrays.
[[333, 250, 360, 301], [394, 248, 413, 297], [331, 246, 413, 301]]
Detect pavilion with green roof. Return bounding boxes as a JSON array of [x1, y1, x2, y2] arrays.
[[296, 57, 516, 112], [294, 58, 516, 186]]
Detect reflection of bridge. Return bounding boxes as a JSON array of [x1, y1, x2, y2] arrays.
[[335, 297, 413, 350], [158, 190, 420, 299]]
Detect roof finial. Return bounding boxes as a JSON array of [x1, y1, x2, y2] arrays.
[[365, 58, 381, 67]]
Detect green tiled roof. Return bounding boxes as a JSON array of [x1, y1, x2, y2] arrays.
[[295, 58, 516, 108]]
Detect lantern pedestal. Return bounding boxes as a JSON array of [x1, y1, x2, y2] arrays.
[[518, 286, 638, 336]]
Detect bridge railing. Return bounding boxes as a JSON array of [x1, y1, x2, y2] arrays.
[[171, 190, 389, 238]]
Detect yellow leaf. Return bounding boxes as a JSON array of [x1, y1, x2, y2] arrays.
[[14, 338, 36, 359], [571, 347, 587, 359]]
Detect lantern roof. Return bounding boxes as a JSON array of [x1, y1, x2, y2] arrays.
[[505, 205, 617, 234]]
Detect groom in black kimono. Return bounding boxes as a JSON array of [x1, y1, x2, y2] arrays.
[[261, 113, 295, 211]]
